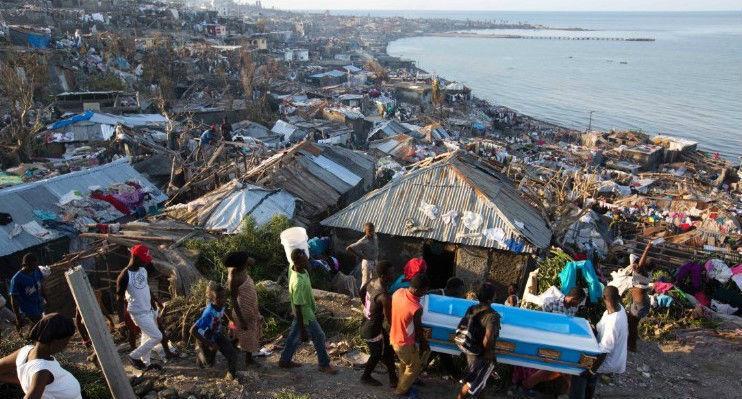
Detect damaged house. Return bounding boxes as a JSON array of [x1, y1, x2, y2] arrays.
[[321, 151, 552, 296], [165, 180, 297, 234], [43, 111, 168, 157], [245, 141, 375, 225]]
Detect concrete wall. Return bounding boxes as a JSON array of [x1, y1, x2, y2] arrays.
[[488, 249, 530, 302], [455, 246, 489, 290]]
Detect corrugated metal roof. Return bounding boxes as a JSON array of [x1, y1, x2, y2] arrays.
[[246, 142, 375, 219], [369, 120, 412, 141], [297, 155, 353, 193], [0, 158, 167, 257], [321, 152, 552, 253], [311, 155, 362, 186], [271, 120, 299, 140], [48, 111, 166, 130], [369, 134, 414, 159]]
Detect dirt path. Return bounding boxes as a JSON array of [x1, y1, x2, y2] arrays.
[[8, 324, 738, 399], [597, 329, 742, 399]]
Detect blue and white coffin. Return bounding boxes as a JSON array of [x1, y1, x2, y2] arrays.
[[421, 294, 602, 375]]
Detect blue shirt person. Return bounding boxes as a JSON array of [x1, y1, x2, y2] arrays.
[[190, 284, 238, 378], [10, 253, 46, 330]]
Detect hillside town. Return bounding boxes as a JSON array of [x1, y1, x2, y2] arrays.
[[0, 1, 740, 399]]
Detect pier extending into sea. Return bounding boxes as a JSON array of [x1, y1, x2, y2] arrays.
[[432, 32, 655, 41]]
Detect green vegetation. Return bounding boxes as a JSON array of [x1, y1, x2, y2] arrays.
[[639, 289, 720, 341], [87, 73, 127, 92], [536, 247, 573, 293], [186, 215, 292, 283], [274, 389, 310, 399], [255, 282, 292, 341]]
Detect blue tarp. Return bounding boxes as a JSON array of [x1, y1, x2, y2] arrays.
[[559, 260, 604, 303], [27, 32, 50, 49], [49, 111, 94, 130], [114, 56, 130, 70]]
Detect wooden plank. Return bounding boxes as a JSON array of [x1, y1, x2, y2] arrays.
[[66, 266, 136, 399]]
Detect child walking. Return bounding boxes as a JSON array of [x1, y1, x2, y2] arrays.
[[190, 283, 238, 380]]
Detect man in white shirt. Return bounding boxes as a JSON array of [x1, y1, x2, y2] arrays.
[[346, 222, 379, 288], [116, 244, 163, 370], [569, 285, 628, 399]]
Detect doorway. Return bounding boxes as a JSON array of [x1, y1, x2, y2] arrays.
[[422, 241, 456, 289]]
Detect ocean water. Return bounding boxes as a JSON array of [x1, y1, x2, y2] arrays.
[[378, 11, 741, 159]]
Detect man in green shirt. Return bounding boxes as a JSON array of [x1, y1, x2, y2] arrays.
[[278, 249, 338, 375]]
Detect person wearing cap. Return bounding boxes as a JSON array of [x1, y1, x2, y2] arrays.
[[389, 257, 428, 294], [116, 244, 163, 370], [10, 253, 46, 332], [0, 313, 81, 399]]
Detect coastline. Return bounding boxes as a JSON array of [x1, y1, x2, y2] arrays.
[[381, 36, 582, 135], [381, 34, 737, 160]]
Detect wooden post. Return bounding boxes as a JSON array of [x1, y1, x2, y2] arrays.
[[66, 266, 136, 399]]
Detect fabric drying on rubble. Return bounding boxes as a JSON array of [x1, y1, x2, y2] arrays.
[[675, 262, 704, 294], [482, 227, 506, 243], [651, 294, 674, 308], [704, 259, 732, 284], [0, 158, 167, 257], [21, 221, 52, 239], [608, 266, 650, 295], [90, 191, 131, 215], [33, 210, 59, 221], [559, 260, 604, 303], [732, 265, 742, 291], [652, 282, 675, 294], [710, 299, 738, 315], [733, 274, 742, 292]]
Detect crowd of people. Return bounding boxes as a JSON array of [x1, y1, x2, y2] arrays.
[[0, 222, 633, 399]]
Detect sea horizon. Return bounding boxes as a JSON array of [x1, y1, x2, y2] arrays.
[[379, 10, 741, 159]]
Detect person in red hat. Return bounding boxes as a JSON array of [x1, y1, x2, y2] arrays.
[[388, 257, 428, 294], [116, 244, 163, 370]]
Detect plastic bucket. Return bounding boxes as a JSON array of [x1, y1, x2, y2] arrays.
[[280, 227, 309, 265]]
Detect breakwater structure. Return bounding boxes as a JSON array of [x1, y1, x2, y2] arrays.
[[431, 32, 655, 41]]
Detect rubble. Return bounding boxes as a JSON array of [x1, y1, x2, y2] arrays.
[[0, 1, 739, 398]]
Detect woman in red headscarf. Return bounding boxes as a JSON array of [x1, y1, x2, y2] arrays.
[[388, 257, 427, 294]]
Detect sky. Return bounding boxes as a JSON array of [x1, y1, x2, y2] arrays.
[[259, 0, 742, 11]]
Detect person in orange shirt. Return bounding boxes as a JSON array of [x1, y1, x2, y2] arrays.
[[390, 273, 430, 398]]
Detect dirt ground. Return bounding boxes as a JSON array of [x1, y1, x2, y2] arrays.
[[126, 326, 739, 399], [3, 293, 741, 399], [115, 290, 742, 399]]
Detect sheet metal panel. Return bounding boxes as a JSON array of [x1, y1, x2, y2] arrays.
[[0, 158, 167, 257], [310, 155, 362, 187], [297, 156, 352, 193], [322, 153, 551, 252]]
